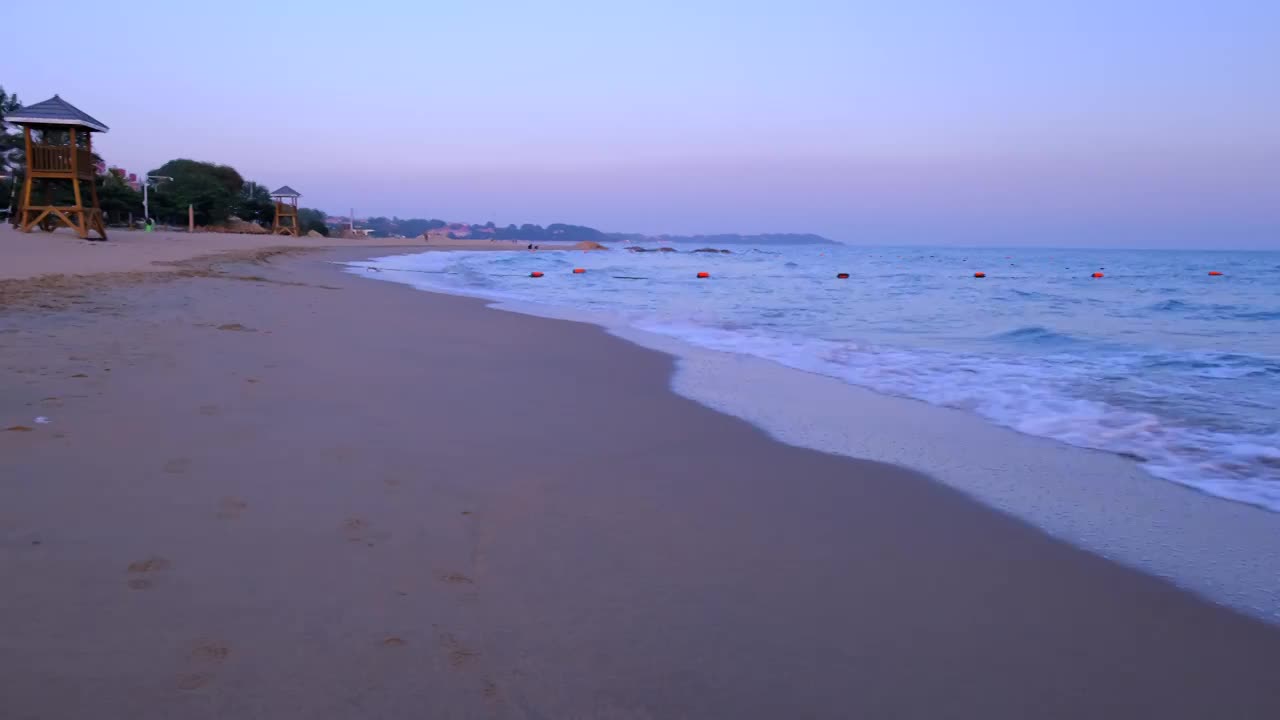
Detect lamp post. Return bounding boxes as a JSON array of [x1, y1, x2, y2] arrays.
[[142, 174, 172, 225]]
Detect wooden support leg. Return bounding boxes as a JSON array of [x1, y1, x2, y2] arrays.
[[19, 176, 35, 233], [88, 179, 107, 240], [71, 178, 88, 239]]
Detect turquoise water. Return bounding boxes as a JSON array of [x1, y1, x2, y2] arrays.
[[349, 244, 1280, 510]]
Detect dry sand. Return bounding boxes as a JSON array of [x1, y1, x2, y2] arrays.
[[0, 226, 581, 282], [3, 246, 1280, 718]]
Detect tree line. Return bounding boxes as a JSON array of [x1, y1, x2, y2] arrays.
[[2, 84, 326, 234], [5, 85, 601, 241], [357, 217, 610, 242], [143, 159, 327, 235]]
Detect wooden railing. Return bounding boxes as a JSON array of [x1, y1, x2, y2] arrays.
[[76, 148, 93, 176], [29, 145, 95, 176], [30, 144, 72, 172]]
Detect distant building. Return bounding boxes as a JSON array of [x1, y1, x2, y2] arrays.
[[107, 166, 142, 190]]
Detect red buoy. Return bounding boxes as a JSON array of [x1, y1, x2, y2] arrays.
[[530, 271, 544, 278], [696, 272, 710, 279], [572, 268, 585, 274], [1208, 271, 1223, 276], [836, 273, 850, 279], [974, 272, 986, 278], [1092, 272, 1104, 278]]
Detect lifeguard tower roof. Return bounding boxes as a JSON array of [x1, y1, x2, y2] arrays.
[[270, 186, 301, 198], [7, 95, 109, 133]]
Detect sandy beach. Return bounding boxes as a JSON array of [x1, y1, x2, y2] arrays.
[[4, 235, 1280, 718]]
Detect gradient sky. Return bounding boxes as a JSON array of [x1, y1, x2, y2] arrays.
[[9, 0, 1280, 247]]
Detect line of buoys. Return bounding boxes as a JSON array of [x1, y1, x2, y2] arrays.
[[513, 267, 1225, 283]]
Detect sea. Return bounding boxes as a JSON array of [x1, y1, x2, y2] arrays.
[[347, 243, 1280, 513]]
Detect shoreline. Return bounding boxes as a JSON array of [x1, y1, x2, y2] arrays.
[[349, 250, 1280, 622], [5, 248, 1280, 717]]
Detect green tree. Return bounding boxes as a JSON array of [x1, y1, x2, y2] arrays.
[[2, 85, 23, 219], [237, 181, 275, 227], [147, 159, 244, 226], [298, 207, 329, 236], [96, 169, 143, 225]]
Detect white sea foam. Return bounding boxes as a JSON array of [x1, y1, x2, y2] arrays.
[[343, 246, 1280, 618]]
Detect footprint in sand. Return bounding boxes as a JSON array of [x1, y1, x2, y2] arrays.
[[217, 497, 248, 519], [126, 556, 171, 590], [191, 642, 231, 663], [342, 517, 390, 547], [198, 405, 220, 416], [382, 636, 407, 647], [215, 323, 256, 332], [439, 572, 475, 585], [175, 673, 211, 690], [437, 631, 478, 668], [177, 640, 230, 690], [343, 517, 367, 542], [163, 458, 192, 474]]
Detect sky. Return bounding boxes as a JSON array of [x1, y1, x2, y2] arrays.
[[7, 0, 1280, 247]]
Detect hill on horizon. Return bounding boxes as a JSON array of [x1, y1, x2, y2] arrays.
[[606, 232, 840, 246]]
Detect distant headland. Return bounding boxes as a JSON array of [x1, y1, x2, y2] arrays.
[[343, 217, 840, 245]]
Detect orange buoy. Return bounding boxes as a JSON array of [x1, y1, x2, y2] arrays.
[[1208, 271, 1223, 276], [837, 273, 850, 279], [530, 271, 544, 278], [974, 272, 986, 278], [1092, 272, 1104, 278], [696, 272, 710, 279], [572, 268, 585, 274]]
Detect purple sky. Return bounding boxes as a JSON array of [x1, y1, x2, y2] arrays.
[[9, 0, 1279, 247]]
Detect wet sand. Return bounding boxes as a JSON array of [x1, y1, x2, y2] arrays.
[[3, 248, 1280, 719]]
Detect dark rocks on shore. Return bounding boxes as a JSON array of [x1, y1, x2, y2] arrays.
[[625, 246, 732, 254]]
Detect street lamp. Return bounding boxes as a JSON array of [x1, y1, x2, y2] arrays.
[[142, 175, 172, 225]]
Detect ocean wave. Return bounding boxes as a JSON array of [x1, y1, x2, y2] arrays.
[[1234, 310, 1280, 321], [634, 322, 1280, 510], [988, 326, 1083, 346]]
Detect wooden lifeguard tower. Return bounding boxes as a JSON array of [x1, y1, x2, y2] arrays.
[[8, 95, 110, 240], [271, 186, 301, 236]]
